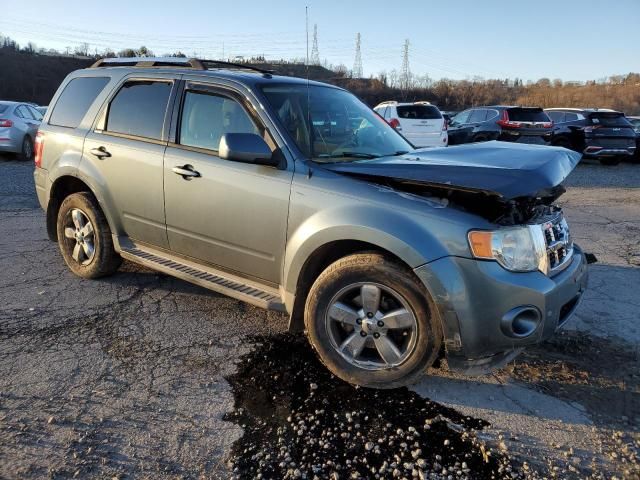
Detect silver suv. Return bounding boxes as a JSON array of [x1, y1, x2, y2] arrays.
[[34, 57, 588, 388]]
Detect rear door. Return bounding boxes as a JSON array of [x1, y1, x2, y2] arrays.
[[396, 104, 443, 145], [83, 75, 178, 249]]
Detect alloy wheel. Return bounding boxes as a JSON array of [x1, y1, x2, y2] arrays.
[[325, 282, 418, 370], [63, 208, 96, 265]]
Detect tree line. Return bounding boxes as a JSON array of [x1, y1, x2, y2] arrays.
[[1, 34, 639, 115]]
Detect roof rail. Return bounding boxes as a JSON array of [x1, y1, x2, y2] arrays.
[[90, 57, 273, 77]]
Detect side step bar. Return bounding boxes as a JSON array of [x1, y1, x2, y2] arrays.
[[120, 246, 286, 312]]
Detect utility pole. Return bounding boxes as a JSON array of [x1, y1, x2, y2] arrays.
[[310, 23, 320, 65], [352, 33, 363, 78], [400, 39, 411, 94]]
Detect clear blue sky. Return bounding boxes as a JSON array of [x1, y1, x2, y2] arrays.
[[2, 0, 638, 81]]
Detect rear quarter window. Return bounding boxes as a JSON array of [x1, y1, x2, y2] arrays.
[[49, 77, 110, 128], [397, 105, 442, 120]]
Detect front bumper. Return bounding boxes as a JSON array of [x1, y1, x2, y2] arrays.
[[414, 245, 588, 373]]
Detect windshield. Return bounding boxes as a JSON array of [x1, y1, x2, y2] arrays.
[[261, 84, 413, 162]]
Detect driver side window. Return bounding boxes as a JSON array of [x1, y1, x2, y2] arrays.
[[179, 91, 260, 152], [452, 110, 471, 124]]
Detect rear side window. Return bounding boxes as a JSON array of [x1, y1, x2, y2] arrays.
[[179, 91, 260, 151], [106, 81, 172, 140], [397, 105, 442, 120], [564, 113, 579, 122], [49, 77, 110, 128], [506, 108, 551, 122], [589, 113, 632, 127]]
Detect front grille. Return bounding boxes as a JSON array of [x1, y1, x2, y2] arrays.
[[541, 213, 573, 274]]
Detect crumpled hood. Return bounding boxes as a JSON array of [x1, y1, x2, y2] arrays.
[[321, 141, 582, 201]]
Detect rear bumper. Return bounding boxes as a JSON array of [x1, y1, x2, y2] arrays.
[[583, 145, 635, 157], [0, 138, 20, 153], [407, 132, 448, 148], [414, 245, 588, 373]]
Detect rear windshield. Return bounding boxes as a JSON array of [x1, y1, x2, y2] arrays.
[[397, 105, 442, 120], [589, 113, 632, 127], [49, 77, 110, 128], [506, 108, 550, 122], [0, 105, 8, 114]]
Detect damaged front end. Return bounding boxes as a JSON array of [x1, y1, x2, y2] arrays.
[[320, 141, 582, 225]]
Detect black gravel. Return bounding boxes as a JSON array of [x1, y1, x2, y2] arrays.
[[225, 334, 521, 479]]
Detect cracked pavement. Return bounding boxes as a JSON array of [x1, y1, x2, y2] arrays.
[[0, 156, 638, 478]]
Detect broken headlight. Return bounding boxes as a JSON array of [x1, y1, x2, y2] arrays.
[[468, 226, 548, 273]]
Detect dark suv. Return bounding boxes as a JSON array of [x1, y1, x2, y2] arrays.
[[448, 106, 553, 146], [545, 108, 636, 165]]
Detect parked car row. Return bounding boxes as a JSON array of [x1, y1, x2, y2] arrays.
[[375, 100, 638, 165], [0, 101, 47, 160]]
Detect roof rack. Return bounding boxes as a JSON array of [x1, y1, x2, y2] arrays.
[[90, 57, 273, 77]]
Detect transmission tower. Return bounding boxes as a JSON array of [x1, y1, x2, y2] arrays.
[[352, 33, 363, 78], [310, 24, 320, 65], [400, 39, 411, 92]]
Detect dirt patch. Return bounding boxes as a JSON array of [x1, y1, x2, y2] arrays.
[[225, 334, 524, 479]]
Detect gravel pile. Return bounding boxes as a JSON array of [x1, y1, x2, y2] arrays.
[[225, 335, 521, 479]]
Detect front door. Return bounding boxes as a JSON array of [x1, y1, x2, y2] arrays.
[[163, 82, 292, 284]]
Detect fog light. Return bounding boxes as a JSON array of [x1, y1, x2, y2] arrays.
[[500, 306, 541, 338]]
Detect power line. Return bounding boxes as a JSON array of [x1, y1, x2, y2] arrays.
[[352, 33, 362, 78], [400, 39, 411, 92]]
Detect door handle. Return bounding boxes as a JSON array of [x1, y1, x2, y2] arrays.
[[172, 164, 201, 179], [90, 146, 111, 159]]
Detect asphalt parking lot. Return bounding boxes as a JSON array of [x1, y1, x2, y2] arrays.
[[0, 156, 638, 479]]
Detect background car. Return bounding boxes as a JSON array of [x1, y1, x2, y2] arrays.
[[545, 108, 636, 165], [373, 101, 448, 148], [36, 106, 48, 116], [0, 101, 43, 160], [627, 115, 640, 161], [447, 106, 553, 146]]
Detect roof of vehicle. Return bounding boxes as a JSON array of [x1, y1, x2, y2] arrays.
[[375, 101, 434, 107], [544, 107, 621, 114], [85, 57, 339, 90], [482, 105, 544, 109], [0, 101, 19, 106]]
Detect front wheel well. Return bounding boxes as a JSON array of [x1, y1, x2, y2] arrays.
[[46, 176, 93, 241], [288, 240, 410, 332]]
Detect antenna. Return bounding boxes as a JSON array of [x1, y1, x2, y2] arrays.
[[353, 33, 363, 78], [310, 24, 320, 65], [400, 39, 411, 94]]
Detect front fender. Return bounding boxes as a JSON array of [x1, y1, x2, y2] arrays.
[[283, 204, 450, 296]]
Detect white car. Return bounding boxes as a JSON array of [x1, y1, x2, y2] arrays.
[[374, 101, 448, 148]]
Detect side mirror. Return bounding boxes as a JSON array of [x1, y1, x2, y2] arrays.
[[218, 133, 277, 166]]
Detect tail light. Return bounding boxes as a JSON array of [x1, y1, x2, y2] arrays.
[[0, 119, 13, 128], [34, 131, 45, 168], [496, 110, 522, 129], [388, 118, 402, 130], [442, 119, 448, 131], [583, 125, 601, 133], [542, 122, 553, 128]]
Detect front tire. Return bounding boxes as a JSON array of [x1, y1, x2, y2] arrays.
[[56, 192, 122, 279], [304, 253, 442, 389]]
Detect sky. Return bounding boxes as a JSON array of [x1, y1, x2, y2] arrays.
[[2, 0, 639, 82]]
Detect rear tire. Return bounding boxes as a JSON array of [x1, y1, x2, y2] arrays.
[[304, 253, 442, 389], [20, 136, 34, 161], [56, 192, 122, 279], [599, 157, 621, 166]]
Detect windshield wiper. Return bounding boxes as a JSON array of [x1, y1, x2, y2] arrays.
[[318, 152, 381, 160]]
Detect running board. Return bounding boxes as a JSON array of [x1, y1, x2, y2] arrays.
[[120, 246, 285, 312]]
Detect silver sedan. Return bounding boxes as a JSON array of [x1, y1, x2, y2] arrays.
[[0, 101, 43, 160]]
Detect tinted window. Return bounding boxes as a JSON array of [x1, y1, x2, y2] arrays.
[[396, 104, 442, 120], [452, 110, 471, 124], [14, 106, 29, 119], [506, 108, 551, 122], [179, 91, 260, 151], [546, 111, 566, 123], [107, 81, 172, 140], [589, 113, 632, 127], [468, 109, 487, 123], [49, 77, 110, 128], [564, 113, 579, 122]]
